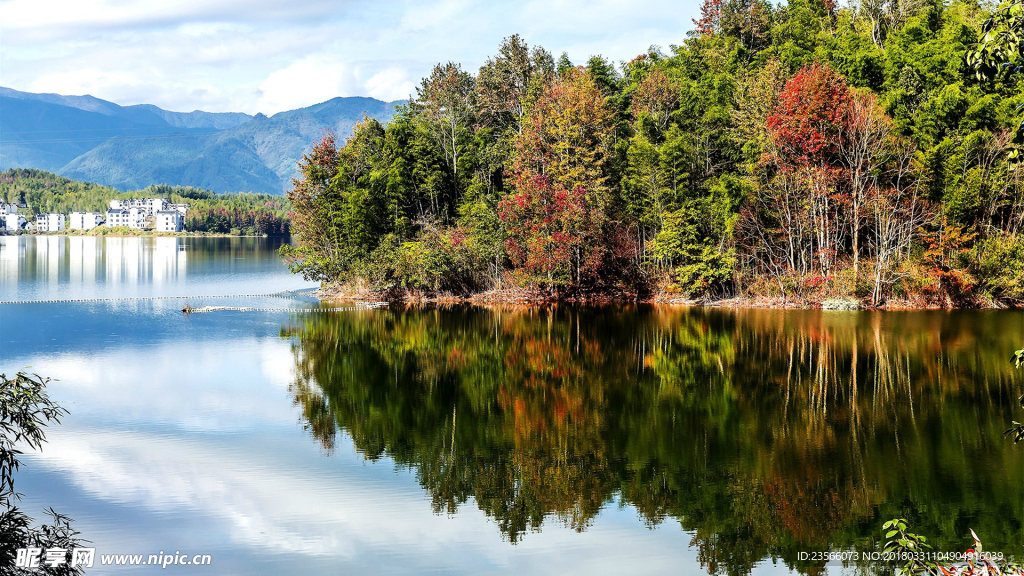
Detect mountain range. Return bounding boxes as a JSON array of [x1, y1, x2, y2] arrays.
[[0, 87, 403, 195]]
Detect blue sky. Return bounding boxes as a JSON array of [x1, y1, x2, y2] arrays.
[[0, 0, 701, 115]]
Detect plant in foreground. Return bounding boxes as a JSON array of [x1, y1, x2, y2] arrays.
[[883, 519, 1023, 575], [883, 518, 936, 575], [0, 372, 87, 575], [1007, 350, 1024, 443]]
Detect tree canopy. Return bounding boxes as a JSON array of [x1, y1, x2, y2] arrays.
[[285, 0, 1024, 306]]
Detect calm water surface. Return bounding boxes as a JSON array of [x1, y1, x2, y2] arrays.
[[1, 236, 1022, 575]]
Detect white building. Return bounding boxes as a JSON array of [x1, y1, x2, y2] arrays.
[[109, 198, 167, 215], [1, 203, 18, 214], [70, 212, 104, 230], [103, 198, 189, 231], [105, 208, 147, 229], [4, 213, 26, 231], [35, 213, 65, 233], [155, 209, 184, 232]]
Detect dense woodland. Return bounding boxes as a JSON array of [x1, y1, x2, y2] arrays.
[[285, 0, 1024, 306], [0, 169, 291, 235]]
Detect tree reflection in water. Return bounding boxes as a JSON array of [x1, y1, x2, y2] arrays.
[[282, 306, 1024, 575]]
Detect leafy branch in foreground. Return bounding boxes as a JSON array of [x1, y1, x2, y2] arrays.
[[883, 520, 1024, 575], [1007, 350, 1024, 443], [883, 518, 936, 575], [0, 372, 68, 502], [967, 0, 1024, 80], [0, 372, 87, 575], [966, 0, 1024, 164]]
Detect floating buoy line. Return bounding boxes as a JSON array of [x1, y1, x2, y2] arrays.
[[181, 303, 387, 314], [0, 291, 305, 305]]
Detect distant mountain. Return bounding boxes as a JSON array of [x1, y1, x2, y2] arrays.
[[0, 87, 252, 129], [0, 87, 403, 194], [126, 104, 253, 130]]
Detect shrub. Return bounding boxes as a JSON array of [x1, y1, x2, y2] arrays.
[[649, 195, 736, 298], [363, 227, 488, 296], [975, 232, 1024, 302]]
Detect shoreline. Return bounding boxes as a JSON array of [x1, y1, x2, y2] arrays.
[[313, 284, 1016, 311]]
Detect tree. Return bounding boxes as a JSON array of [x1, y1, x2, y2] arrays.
[[648, 193, 737, 297], [692, 0, 773, 52], [498, 175, 605, 289], [765, 63, 855, 277], [502, 66, 617, 289], [511, 67, 615, 207], [869, 138, 926, 305], [967, 0, 1024, 163], [556, 53, 574, 77], [476, 35, 553, 134], [732, 58, 789, 156], [840, 91, 892, 281], [693, 0, 725, 36], [281, 133, 343, 282], [740, 160, 816, 293], [415, 63, 477, 179], [967, 0, 1024, 80], [630, 69, 679, 133], [767, 62, 852, 166], [855, 0, 930, 47]]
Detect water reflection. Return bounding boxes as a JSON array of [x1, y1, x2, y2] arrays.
[[285, 306, 1024, 575], [0, 236, 310, 300], [9, 317, 700, 576]]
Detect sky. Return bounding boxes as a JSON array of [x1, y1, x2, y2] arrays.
[[0, 0, 701, 115]]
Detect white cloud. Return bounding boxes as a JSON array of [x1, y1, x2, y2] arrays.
[[257, 57, 361, 113], [28, 69, 146, 101], [0, 0, 340, 36], [365, 67, 416, 102], [29, 427, 708, 573], [0, 0, 702, 114]]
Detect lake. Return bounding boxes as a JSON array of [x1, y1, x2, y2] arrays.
[[2, 235, 1022, 575]]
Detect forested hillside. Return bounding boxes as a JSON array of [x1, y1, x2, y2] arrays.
[[285, 0, 1024, 307], [0, 88, 403, 194], [0, 169, 291, 235]]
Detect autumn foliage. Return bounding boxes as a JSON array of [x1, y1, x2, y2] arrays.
[[766, 63, 852, 166], [512, 67, 614, 200], [284, 11, 1024, 306], [498, 175, 605, 287]]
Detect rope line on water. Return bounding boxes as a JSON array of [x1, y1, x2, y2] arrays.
[[182, 303, 387, 314]]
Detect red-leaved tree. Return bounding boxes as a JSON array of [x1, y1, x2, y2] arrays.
[[498, 175, 605, 289], [502, 67, 614, 291], [766, 62, 852, 166], [692, 0, 724, 36], [763, 63, 855, 276]]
